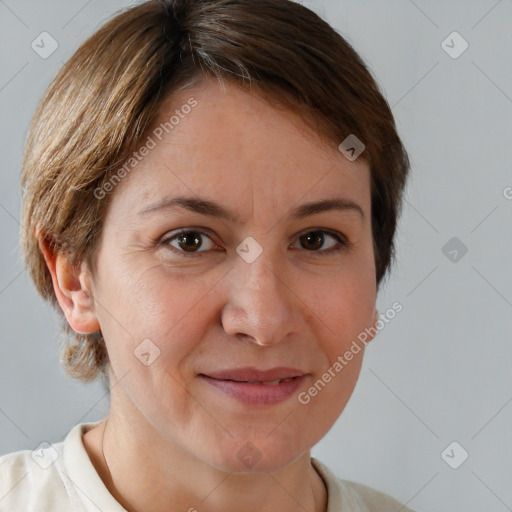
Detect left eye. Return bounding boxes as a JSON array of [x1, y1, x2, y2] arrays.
[[292, 230, 347, 254]]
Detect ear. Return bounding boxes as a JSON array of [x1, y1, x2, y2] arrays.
[[37, 228, 100, 334]]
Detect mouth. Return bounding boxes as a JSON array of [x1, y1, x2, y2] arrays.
[[201, 375, 301, 385], [198, 367, 309, 405], [231, 377, 296, 385], [200, 367, 308, 382]]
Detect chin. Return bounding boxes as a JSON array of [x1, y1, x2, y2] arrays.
[[205, 433, 311, 474]]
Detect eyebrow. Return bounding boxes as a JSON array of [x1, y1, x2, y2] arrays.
[[137, 195, 365, 222]]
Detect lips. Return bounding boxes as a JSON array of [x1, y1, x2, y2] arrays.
[[200, 367, 308, 383], [198, 367, 309, 406]]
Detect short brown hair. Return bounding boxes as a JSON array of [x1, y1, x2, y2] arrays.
[[20, 0, 410, 383]]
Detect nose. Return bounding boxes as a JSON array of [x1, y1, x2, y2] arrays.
[[221, 253, 301, 347]]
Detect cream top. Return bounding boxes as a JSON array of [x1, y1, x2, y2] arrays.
[[0, 422, 414, 511]]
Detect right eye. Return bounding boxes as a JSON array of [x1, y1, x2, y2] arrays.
[[160, 229, 219, 257]]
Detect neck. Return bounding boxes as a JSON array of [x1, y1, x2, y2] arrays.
[[83, 414, 327, 512]]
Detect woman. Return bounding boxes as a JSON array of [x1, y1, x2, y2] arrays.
[[0, 0, 412, 510]]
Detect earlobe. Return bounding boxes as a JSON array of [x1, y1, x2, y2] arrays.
[[37, 228, 100, 334]]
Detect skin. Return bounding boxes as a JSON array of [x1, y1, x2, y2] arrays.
[[40, 77, 379, 512]]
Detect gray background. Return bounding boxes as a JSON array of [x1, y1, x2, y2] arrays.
[[1, 1, 511, 511]]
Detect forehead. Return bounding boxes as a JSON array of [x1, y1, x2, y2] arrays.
[[111, 78, 371, 218]]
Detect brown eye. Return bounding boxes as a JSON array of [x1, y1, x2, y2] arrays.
[[299, 231, 325, 251], [176, 231, 203, 252], [162, 229, 217, 256], [294, 230, 349, 255]]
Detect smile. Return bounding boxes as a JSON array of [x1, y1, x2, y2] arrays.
[[198, 368, 309, 406]]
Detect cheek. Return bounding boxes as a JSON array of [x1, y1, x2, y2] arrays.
[[294, 267, 374, 420], [94, 264, 221, 430], [96, 263, 223, 374], [306, 273, 375, 354], [293, 349, 364, 452]]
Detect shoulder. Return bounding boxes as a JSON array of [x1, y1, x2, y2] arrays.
[[341, 479, 415, 511], [0, 441, 67, 510], [311, 457, 415, 512], [0, 422, 105, 511]]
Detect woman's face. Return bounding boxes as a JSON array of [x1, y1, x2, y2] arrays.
[[88, 78, 377, 472]]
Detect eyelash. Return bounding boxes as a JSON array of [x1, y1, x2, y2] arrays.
[[159, 228, 352, 258]]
